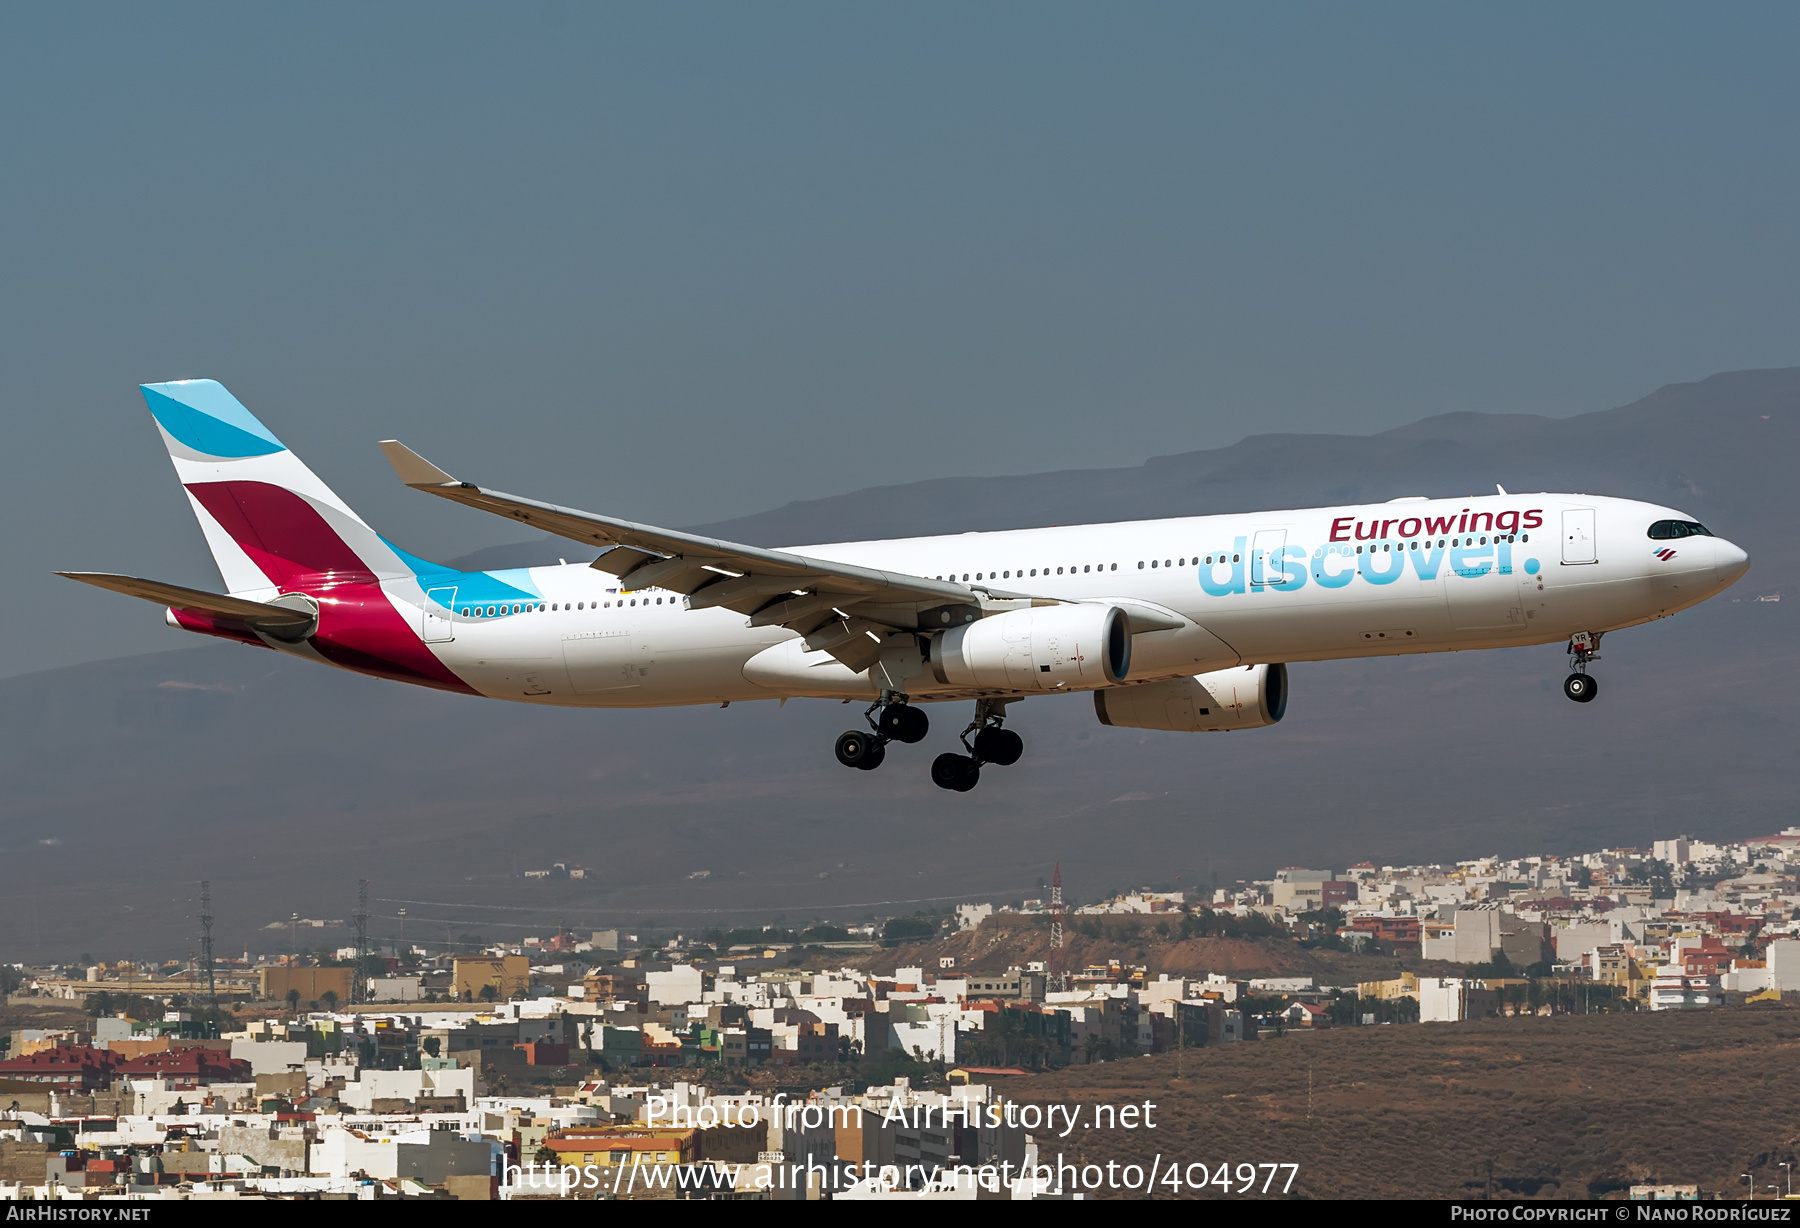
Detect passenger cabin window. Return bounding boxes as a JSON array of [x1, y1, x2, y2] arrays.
[[1647, 519, 1713, 539]]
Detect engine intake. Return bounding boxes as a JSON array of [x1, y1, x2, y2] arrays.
[[1093, 663, 1287, 731], [931, 603, 1130, 691]]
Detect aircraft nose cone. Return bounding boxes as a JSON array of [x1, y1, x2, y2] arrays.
[[1715, 538, 1750, 585]]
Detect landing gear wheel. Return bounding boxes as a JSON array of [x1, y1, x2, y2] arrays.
[[836, 730, 883, 768], [878, 703, 929, 744], [1563, 673, 1598, 703], [972, 727, 1023, 766], [931, 753, 980, 792]]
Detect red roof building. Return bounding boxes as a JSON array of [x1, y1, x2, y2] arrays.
[[1283, 1001, 1332, 1028], [113, 1048, 253, 1089], [1351, 916, 1422, 944], [1692, 911, 1760, 936], [0, 1045, 121, 1091]]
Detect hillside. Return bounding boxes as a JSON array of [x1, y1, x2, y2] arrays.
[[1012, 1004, 1800, 1199], [869, 918, 1449, 984]]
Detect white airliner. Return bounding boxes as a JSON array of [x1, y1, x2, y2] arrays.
[[63, 380, 1750, 791]]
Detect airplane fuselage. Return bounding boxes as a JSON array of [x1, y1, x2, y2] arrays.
[[222, 491, 1745, 708]]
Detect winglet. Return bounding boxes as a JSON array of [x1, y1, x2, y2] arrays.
[[379, 440, 460, 487]]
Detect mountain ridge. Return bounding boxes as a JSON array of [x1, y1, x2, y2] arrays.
[[449, 366, 1798, 567]]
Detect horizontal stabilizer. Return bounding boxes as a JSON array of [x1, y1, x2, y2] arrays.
[[55, 572, 315, 627]]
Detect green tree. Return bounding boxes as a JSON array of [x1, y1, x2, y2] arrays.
[[857, 1046, 935, 1090], [1628, 858, 1676, 899], [320, 990, 339, 1011], [881, 916, 936, 946], [478, 983, 499, 1002]]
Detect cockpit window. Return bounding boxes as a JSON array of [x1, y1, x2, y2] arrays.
[[1647, 519, 1713, 540]]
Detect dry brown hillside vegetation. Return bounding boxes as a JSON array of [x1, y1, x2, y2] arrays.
[[1004, 1003, 1800, 1200], [867, 914, 1456, 983]]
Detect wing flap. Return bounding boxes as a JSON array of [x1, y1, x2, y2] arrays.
[[376, 440, 1032, 669]]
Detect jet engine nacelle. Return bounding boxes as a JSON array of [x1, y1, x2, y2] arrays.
[[930, 603, 1131, 692], [1093, 663, 1288, 732]]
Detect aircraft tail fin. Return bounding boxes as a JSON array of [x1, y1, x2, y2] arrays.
[[142, 380, 403, 594]]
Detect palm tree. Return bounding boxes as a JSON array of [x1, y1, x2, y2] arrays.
[[285, 988, 301, 1015]]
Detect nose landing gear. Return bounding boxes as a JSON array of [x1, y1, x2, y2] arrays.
[[931, 698, 1024, 791], [834, 694, 929, 771], [1563, 632, 1601, 703]]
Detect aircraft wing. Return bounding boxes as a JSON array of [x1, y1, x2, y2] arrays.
[[56, 572, 315, 628], [379, 440, 1038, 671]]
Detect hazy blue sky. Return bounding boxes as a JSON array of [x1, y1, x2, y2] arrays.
[[4, 3, 1797, 677]]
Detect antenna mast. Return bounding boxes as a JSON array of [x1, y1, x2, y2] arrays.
[[353, 879, 370, 1006], [1049, 862, 1066, 993], [199, 881, 217, 1006]]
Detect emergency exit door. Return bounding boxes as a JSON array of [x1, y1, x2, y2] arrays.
[[422, 587, 456, 642], [1250, 529, 1288, 587], [1562, 509, 1597, 565]]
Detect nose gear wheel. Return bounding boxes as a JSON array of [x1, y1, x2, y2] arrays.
[[1563, 632, 1602, 704]]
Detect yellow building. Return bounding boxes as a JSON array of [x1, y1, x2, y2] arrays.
[[1357, 972, 1418, 1000], [259, 966, 354, 1004], [454, 955, 530, 1001]]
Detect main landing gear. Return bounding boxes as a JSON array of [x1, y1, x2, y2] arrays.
[[930, 699, 1023, 793], [834, 694, 929, 772], [1563, 632, 1601, 703], [835, 695, 1025, 791]]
